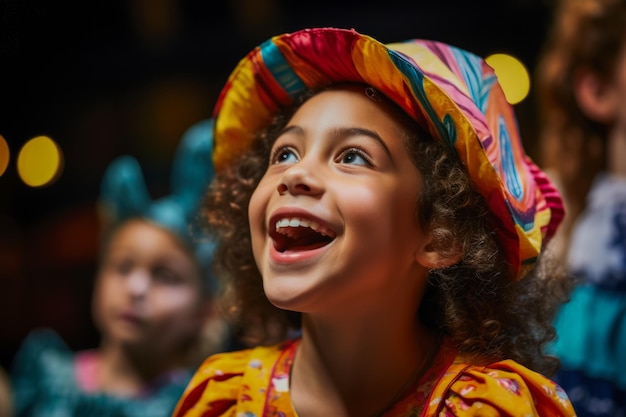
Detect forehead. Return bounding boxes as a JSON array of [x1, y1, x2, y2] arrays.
[[106, 219, 193, 261], [288, 84, 417, 136]]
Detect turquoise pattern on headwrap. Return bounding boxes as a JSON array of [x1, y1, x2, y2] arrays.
[[449, 46, 484, 108], [388, 51, 456, 146], [498, 116, 524, 202], [260, 39, 306, 98], [479, 73, 498, 114]]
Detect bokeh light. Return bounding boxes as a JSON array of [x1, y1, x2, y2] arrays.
[[17, 136, 64, 187], [0, 135, 9, 177], [485, 53, 530, 105]]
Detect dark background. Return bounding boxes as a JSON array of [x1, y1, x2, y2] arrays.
[[0, 0, 555, 371]]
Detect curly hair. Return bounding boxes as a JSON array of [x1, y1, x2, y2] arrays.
[[201, 87, 571, 376]]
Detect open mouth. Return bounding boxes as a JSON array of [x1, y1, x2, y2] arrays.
[[270, 217, 336, 252]]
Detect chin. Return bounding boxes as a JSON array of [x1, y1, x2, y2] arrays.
[[264, 285, 310, 313], [109, 329, 146, 346]]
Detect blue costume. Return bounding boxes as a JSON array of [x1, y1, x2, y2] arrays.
[[550, 174, 626, 416]]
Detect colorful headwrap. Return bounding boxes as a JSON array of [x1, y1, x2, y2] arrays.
[[211, 27, 564, 280], [99, 118, 217, 292]]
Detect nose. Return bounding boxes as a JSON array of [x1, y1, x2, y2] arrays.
[[125, 269, 150, 297], [277, 158, 323, 196]]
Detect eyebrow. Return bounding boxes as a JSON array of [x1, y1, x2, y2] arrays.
[[280, 125, 393, 159]]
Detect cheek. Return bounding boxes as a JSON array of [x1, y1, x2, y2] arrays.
[[248, 180, 273, 247], [150, 289, 204, 324], [343, 182, 420, 249], [91, 273, 118, 327], [93, 273, 119, 307], [154, 286, 200, 312], [344, 188, 381, 223], [147, 291, 207, 348], [248, 186, 264, 229], [345, 182, 415, 224]]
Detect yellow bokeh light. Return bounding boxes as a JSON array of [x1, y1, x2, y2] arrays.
[[0, 135, 9, 177], [485, 53, 530, 105], [17, 136, 64, 187]]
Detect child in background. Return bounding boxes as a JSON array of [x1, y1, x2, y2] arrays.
[[174, 28, 575, 416], [11, 119, 228, 416], [535, 0, 626, 415]]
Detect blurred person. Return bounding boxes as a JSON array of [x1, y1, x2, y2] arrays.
[[535, 0, 626, 415], [10, 119, 229, 417], [173, 28, 574, 416]]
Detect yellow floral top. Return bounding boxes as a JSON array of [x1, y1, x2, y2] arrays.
[[172, 338, 575, 417]]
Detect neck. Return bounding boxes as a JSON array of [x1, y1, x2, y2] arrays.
[[290, 311, 437, 417], [97, 339, 185, 395]]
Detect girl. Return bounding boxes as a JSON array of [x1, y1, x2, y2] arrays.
[[535, 0, 626, 414], [11, 119, 228, 417], [174, 28, 575, 416]]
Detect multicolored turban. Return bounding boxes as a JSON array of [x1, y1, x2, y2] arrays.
[[99, 118, 217, 293], [210, 27, 564, 281]]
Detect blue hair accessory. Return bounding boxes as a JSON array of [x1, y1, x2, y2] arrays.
[[99, 118, 217, 293]]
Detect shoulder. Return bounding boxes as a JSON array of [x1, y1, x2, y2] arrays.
[[173, 341, 296, 417], [14, 328, 71, 357], [427, 360, 575, 416], [11, 329, 78, 415], [12, 328, 75, 380]]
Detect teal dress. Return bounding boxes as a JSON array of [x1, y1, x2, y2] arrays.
[[11, 329, 193, 417], [550, 174, 626, 416]]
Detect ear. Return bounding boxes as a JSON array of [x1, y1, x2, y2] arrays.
[[414, 239, 463, 269], [573, 68, 617, 123]]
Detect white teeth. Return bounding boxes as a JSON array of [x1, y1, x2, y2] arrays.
[[275, 217, 331, 237]]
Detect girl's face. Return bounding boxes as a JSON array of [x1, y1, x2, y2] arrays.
[[249, 85, 433, 316], [93, 219, 207, 355]]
